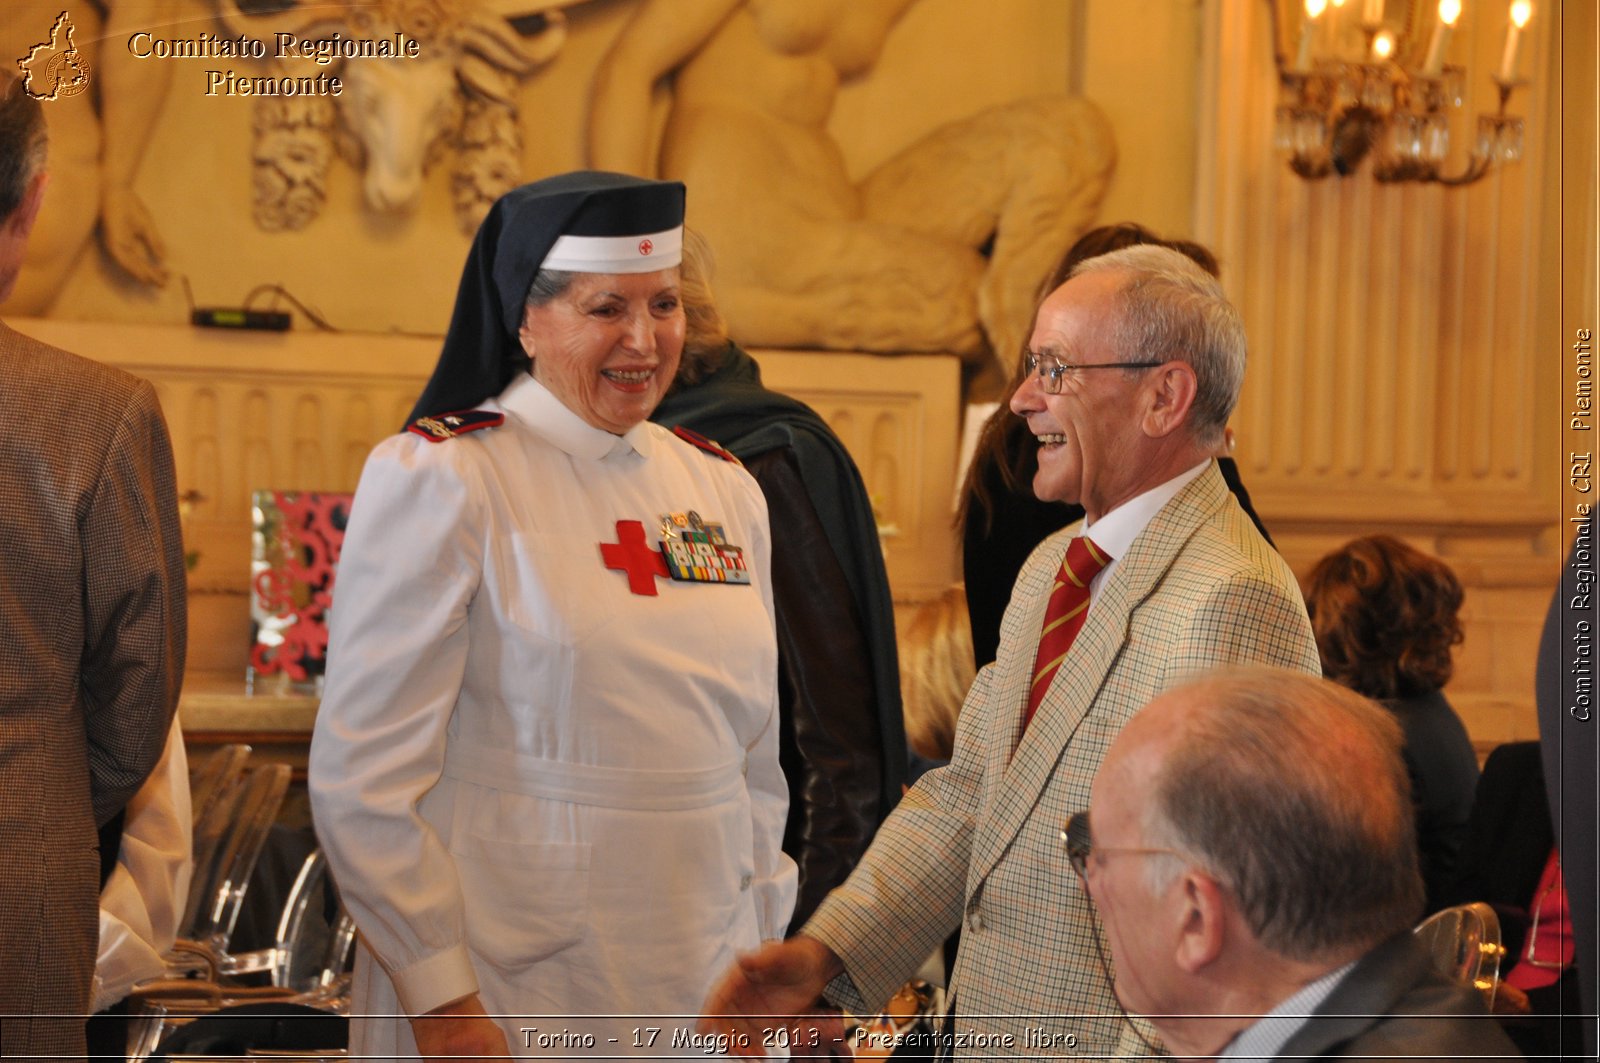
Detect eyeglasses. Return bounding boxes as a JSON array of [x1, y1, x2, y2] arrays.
[[1059, 810, 1172, 1056], [1023, 352, 1164, 395], [1061, 810, 1181, 880]]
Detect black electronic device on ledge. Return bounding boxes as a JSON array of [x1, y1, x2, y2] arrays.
[[192, 307, 292, 331]]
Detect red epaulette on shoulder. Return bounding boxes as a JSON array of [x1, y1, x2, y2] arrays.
[[406, 410, 505, 443], [673, 426, 742, 465]]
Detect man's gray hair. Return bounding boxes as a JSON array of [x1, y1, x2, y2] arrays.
[[1071, 244, 1245, 447], [0, 74, 47, 224], [1146, 667, 1425, 962]]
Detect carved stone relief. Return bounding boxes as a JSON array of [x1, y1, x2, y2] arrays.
[[587, 0, 1115, 371], [216, 0, 569, 234], [1, 1, 178, 314], [251, 97, 337, 232]]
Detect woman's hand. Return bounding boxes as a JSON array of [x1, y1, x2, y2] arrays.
[[411, 993, 509, 1063]]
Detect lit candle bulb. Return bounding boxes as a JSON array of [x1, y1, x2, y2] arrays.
[[1372, 28, 1396, 60], [1325, 0, 1347, 57], [1423, 0, 1462, 76], [1297, 0, 1329, 71], [1499, 0, 1533, 82]]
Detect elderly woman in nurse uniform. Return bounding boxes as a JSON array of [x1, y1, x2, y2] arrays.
[[309, 172, 796, 1062]]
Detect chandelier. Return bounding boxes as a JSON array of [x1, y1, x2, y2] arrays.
[[1268, 0, 1533, 184]]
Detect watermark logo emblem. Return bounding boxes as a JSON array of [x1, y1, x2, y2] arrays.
[[16, 11, 92, 102]]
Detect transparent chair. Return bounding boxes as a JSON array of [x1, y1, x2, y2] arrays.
[[187, 744, 251, 834], [271, 848, 357, 1008], [128, 999, 347, 1063], [127, 761, 298, 1060], [1414, 901, 1505, 1008], [181, 761, 293, 969], [126, 849, 354, 1061]]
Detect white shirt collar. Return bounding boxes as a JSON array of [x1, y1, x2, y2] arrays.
[[1079, 459, 1211, 590], [1219, 959, 1356, 1063], [496, 372, 656, 461]]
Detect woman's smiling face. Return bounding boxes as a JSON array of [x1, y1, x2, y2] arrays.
[[519, 268, 685, 434]]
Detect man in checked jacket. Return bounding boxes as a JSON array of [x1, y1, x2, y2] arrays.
[[701, 245, 1320, 1057], [0, 73, 186, 1061]]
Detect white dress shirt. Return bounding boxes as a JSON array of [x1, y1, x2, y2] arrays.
[[1081, 459, 1212, 603], [310, 374, 796, 1058], [1221, 960, 1356, 1062], [93, 719, 192, 1013]]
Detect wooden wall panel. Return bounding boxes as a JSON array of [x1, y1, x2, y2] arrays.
[[1194, 0, 1566, 748], [10, 320, 960, 680]]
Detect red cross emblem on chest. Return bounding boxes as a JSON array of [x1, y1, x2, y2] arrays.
[[599, 519, 669, 595]]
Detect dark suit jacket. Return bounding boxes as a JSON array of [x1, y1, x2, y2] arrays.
[[0, 321, 186, 1059], [1450, 741, 1587, 1059], [1535, 517, 1598, 1057], [1387, 690, 1480, 914], [1276, 933, 1521, 1061], [1445, 741, 1551, 942]]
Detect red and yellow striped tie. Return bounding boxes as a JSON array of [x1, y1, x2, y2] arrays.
[[1023, 536, 1111, 729]]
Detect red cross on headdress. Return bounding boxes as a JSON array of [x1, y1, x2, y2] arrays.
[[638, 238, 654, 256]]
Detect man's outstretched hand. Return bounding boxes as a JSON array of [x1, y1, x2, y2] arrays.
[[698, 936, 847, 1057]]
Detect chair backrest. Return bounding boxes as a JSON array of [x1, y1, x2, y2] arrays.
[[1414, 901, 1504, 1008], [272, 848, 357, 995], [189, 744, 251, 821], [180, 762, 292, 953], [181, 745, 251, 941]]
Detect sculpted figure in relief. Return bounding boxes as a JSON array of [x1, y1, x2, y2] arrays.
[[216, 0, 569, 233], [2, 0, 176, 314], [589, 0, 1116, 370]]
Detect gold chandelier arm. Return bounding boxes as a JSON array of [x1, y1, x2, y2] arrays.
[[1435, 155, 1495, 186]]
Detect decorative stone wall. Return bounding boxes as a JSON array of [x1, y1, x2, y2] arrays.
[[12, 319, 960, 681]]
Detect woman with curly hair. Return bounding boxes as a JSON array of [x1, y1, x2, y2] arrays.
[[1304, 534, 1480, 913]]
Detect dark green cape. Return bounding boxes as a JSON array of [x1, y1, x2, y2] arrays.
[[653, 345, 906, 833]]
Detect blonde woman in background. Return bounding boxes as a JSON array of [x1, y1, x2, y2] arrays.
[[900, 584, 974, 772]]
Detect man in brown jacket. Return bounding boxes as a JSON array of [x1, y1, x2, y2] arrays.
[[0, 73, 186, 1060]]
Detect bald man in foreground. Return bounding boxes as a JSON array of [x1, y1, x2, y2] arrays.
[[1070, 667, 1520, 1061]]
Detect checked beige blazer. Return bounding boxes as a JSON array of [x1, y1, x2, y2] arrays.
[[805, 462, 1320, 1056], [0, 321, 186, 1061]]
